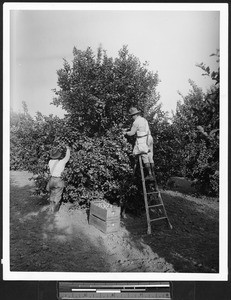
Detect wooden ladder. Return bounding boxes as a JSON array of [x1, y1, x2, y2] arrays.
[[134, 155, 173, 234]]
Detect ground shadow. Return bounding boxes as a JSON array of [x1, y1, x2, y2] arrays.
[[9, 182, 112, 272], [121, 190, 219, 273], [9, 172, 219, 274]]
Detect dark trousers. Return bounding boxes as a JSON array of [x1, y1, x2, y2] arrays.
[[48, 177, 65, 212]]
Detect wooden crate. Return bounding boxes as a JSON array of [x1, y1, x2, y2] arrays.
[[90, 201, 121, 221], [89, 201, 121, 234], [89, 214, 120, 234]]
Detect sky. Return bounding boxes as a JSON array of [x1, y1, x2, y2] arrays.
[[9, 5, 220, 118]]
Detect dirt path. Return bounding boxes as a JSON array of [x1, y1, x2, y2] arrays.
[[10, 171, 219, 273]]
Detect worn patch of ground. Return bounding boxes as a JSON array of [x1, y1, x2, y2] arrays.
[[9, 171, 219, 273]]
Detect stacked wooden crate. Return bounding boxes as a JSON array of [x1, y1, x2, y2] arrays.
[[89, 200, 121, 234]]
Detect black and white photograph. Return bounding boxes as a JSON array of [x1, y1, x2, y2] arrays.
[[3, 3, 228, 281]]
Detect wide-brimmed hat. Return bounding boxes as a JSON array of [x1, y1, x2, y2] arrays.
[[50, 148, 62, 159], [129, 107, 141, 116]]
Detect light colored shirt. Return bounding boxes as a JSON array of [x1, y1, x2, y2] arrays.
[[49, 148, 70, 177], [127, 116, 150, 137]]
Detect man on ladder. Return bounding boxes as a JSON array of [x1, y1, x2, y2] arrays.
[[124, 107, 172, 233], [123, 107, 154, 181]]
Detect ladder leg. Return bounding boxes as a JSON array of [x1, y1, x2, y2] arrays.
[[150, 160, 173, 230], [137, 155, 172, 233], [139, 155, 152, 234], [150, 163, 158, 191], [157, 192, 173, 230]]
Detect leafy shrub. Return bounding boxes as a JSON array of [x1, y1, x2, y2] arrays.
[[10, 47, 220, 210], [10, 45, 162, 212], [32, 125, 146, 212], [10, 109, 144, 211], [52, 45, 160, 135], [171, 52, 219, 196]]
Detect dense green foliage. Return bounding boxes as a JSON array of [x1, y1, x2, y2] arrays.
[[10, 107, 143, 209], [149, 118, 184, 185], [10, 47, 219, 210], [10, 46, 161, 211], [171, 51, 219, 195], [52, 45, 160, 134]]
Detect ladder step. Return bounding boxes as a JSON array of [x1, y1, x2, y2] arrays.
[[150, 216, 167, 222], [146, 191, 159, 195], [148, 204, 163, 208], [136, 154, 171, 233]]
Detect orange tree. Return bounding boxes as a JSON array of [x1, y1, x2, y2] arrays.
[[146, 51, 220, 196], [52, 45, 160, 134], [148, 114, 184, 186], [171, 51, 219, 195], [11, 46, 161, 212]]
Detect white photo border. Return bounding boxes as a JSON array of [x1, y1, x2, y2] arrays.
[[3, 2, 229, 281]]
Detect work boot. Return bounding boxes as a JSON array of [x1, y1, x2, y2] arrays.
[[144, 163, 154, 181]]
